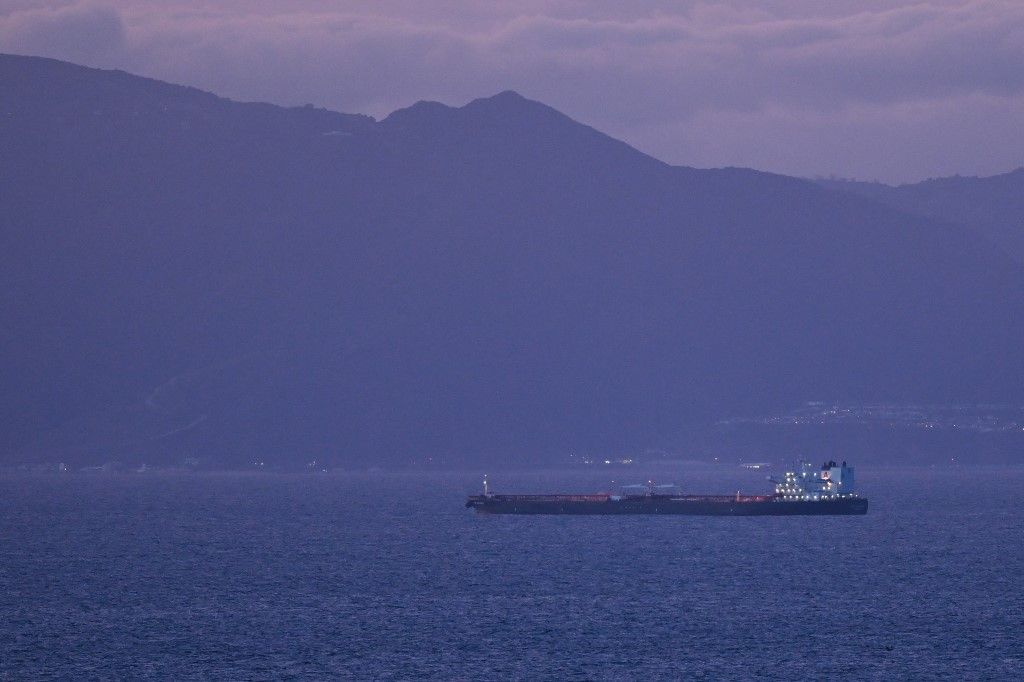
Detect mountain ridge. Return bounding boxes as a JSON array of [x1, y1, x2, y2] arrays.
[[3, 53, 1024, 468], [817, 168, 1024, 262]]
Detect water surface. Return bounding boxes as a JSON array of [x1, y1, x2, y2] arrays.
[[1, 467, 1021, 679]]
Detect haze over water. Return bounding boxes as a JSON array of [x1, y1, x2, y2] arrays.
[[2, 466, 1021, 679]]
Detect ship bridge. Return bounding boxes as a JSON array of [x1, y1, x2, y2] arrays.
[[773, 460, 857, 501]]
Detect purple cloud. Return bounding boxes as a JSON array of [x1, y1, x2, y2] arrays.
[[1, 1, 1023, 182], [0, 3, 126, 64]]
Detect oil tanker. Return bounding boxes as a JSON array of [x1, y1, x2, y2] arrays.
[[466, 460, 867, 515]]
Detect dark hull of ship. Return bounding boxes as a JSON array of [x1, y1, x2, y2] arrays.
[[465, 495, 868, 516]]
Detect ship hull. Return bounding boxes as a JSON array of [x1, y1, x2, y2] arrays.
[[466, 495, 868, 516]]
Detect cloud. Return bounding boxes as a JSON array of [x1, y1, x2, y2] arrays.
[[0, 3, 126, 65], [1, 1, 1023, 182], [624, 92, 1024, 182]]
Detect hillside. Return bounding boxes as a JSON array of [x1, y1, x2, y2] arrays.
[[818, 169, 1024, 262], [3, 54, 1024, 468]]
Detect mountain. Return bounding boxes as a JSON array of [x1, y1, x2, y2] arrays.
[[818, 169, 1024, 262], [3, 54, 1024, 468]]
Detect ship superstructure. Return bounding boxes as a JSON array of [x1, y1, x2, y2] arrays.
[[772, 460, 856, 501]]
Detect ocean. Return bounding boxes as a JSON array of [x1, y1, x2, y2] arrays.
[[1, 466, 1021, 679]]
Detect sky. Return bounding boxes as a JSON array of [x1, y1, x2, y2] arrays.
[[2, 1, 1023, 183]]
